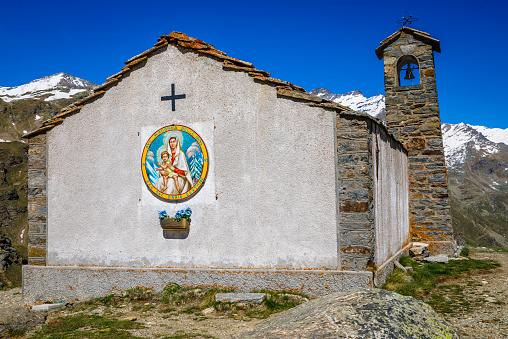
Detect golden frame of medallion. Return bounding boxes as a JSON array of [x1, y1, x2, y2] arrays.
[[141, 125, 208, 201]]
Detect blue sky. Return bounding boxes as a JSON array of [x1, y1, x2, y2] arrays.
[[1, 0, 507, 128]]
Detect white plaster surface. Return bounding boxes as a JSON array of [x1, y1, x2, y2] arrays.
[[46, 45, 339, 270], [372, 125, 410, 266]]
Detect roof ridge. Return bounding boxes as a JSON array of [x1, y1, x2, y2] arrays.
[[23, 31, 390, 141]]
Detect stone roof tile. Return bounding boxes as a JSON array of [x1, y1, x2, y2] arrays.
[[375, 27, 440, 60], [23, 31, 396, 146]]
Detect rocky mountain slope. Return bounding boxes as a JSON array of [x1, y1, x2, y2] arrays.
[[442, 123, 508, 247], [0, 73, 94, 143], [0, 74, 95, 266]]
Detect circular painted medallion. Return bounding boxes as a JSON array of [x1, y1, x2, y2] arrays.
[[141, 125, 208, 201]]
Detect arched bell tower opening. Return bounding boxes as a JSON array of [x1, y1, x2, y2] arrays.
[[375, 27, 455, 256], [397, 55, 420, 87]]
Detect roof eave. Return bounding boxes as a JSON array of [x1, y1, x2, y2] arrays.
[[375, 27, 441, 60]]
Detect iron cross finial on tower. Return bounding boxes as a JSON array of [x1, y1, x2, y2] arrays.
[[397, 11, 418, 27]]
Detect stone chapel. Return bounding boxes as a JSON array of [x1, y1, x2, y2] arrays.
[[22, 27, 453, 304]]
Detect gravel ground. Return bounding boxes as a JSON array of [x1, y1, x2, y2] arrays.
[[441, 250, 508, 338], [1, 250, 506, 338]]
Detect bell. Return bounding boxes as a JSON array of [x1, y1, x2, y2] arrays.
[[404, 66, 415, 80]]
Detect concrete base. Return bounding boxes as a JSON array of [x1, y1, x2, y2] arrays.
[[22, 265, 374, 305]]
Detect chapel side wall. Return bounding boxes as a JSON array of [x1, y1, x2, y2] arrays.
[[371, 124, 409, 266], [336, 114, 374, 271], [27, 134, 47, 265]]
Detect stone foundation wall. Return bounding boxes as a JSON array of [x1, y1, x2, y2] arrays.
[[22, 265, 373, 305], [27, 134, 47, 265], [382, 31, 454, 254]]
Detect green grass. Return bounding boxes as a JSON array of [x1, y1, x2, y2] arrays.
[[34, 314, 145, 338], [383, 255, 501, 314], [162, 329, 216, 338]]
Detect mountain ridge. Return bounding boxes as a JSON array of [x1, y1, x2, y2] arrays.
[[0, 72, 95, 103]]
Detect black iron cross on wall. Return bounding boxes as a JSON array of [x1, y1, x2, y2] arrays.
[[161, 84, 186, 111]]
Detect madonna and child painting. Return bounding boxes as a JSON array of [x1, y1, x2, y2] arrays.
[[141, 125, 208, 201]]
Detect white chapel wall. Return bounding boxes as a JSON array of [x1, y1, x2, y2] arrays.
[[372, 124, 410, 266], [45, 44, 339, 270]]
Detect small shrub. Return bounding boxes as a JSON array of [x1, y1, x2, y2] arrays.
[[157, 283, 181, 304], [124, 287, 154, 301], [460, 247, 470, 257]]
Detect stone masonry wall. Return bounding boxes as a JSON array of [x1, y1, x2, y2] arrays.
[[383, 31, 454, 254], [27, 134, 47, 265], [336, 114, 374, 271]]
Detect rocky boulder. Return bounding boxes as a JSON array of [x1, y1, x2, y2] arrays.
[[0, 306, 46, 337], [0, 233, 24, 272], [238, 289, 459, 339]]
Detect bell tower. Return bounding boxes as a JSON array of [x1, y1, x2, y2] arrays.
[[375, 27, 455, 255]]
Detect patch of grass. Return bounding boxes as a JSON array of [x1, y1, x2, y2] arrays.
[[386, 257, 501, 300], [5, 329, 26, 337], [4, 262, 23, 287], [103, 294, 115, 304], [34, 314, 145, 338], [245, 290, 309, 319], [159, 307, 176, 313], [157, 283, 181, 304], [124, 286, 154, 301], [142, 305, 155, 312], [179, 306, 200, 314]]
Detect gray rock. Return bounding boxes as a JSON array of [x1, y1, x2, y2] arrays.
[[237, 289, 459, 338], [32, 303, 65, 311], [215, 293, 266, 304], [424, 254, 449, 264], [0, 306, 46, 337]]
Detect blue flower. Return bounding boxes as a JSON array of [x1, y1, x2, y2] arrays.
[[174, 207, 192, 221], [158, 210, 168, 219]]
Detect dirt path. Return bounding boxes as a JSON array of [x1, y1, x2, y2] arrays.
[[439, 250, 508, 338]]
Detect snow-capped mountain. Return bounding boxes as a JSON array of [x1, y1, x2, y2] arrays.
[[0, 73, 95, 102], [309, 88, 386, 121], [442, 123, 508, 172]]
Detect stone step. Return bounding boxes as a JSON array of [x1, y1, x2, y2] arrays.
[[215, 293, 266, 304]]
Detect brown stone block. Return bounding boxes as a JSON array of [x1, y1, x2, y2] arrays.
[[423, 69, 435, 77], [340, 246, 371, 255], [28, 257, 46, 266], [28, 246, 46, 258], [28, 146, 46, 155], [340, 201, 370, 213], [409, 137, 426, 150]]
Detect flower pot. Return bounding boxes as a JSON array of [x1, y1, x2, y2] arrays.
[[160, 217, 190, 230]]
